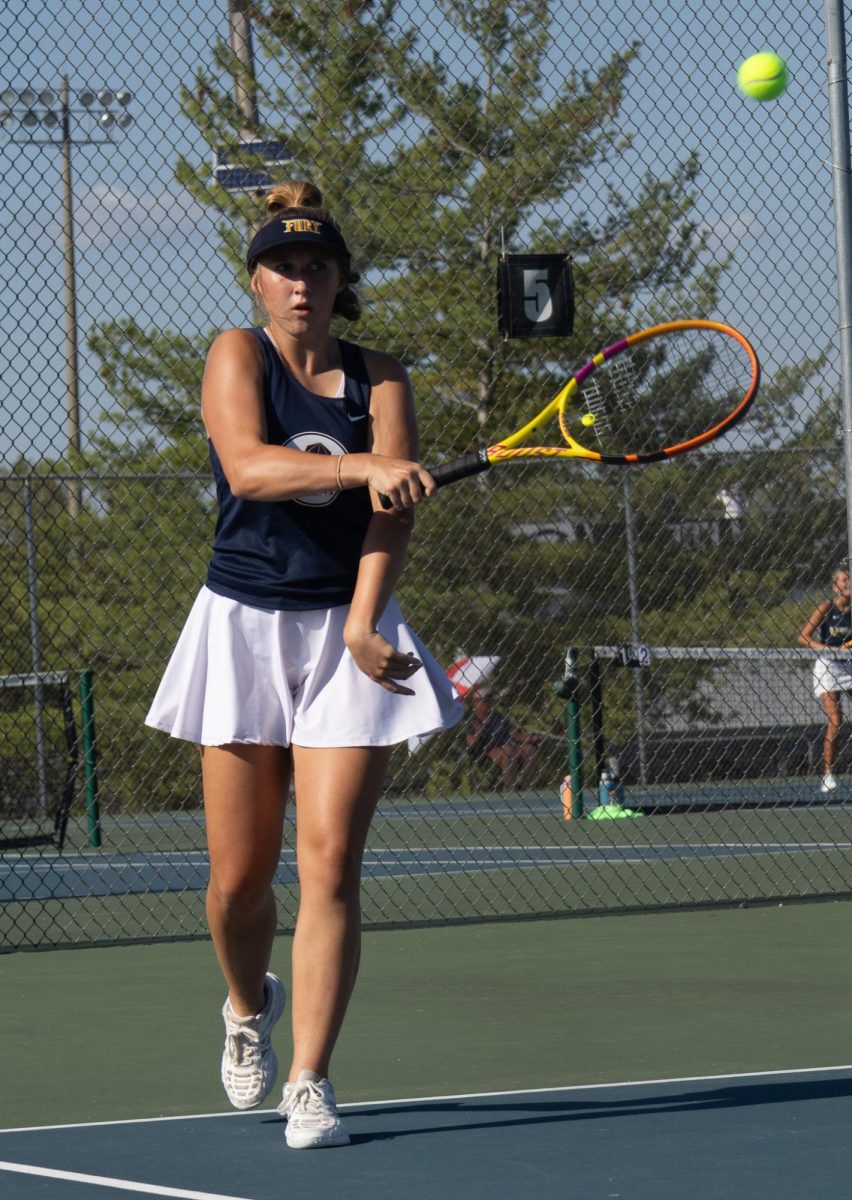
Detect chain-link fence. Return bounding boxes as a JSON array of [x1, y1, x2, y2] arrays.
[[2, 1, 851, 950]]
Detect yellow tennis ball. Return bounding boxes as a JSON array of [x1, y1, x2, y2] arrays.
[[581, 413, 596, 427], [737, 52, 788, 101]]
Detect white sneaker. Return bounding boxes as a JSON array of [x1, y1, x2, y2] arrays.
[[279, 1069, 350, 1149], [220, 973, 286, 1110], [821, 773, 838, 794]]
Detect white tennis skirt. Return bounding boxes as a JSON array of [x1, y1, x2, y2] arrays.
[[145, 587, 463, 748], [813, 654, 852, 698]]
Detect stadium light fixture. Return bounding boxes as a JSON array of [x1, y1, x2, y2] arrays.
[[0, 77, 133, 516]]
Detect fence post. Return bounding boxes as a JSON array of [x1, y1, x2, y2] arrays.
[[824, 1, 852, 573], [23, 475, 49, 814], [622, 472, 648, 783]]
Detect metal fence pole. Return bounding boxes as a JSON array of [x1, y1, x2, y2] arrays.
[[622, 472, 648, 783], [23, 476, 48, 813], [824, 1, 852, 573]]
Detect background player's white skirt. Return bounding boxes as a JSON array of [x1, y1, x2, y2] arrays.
[[145, 587, 463, 747], [812, 653, 852, 697]]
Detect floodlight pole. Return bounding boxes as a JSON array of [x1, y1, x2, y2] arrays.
[[60, 76, 82, 518], [824, 1, 852, 573], [2, 78, 131, 516], [228, 0, 260, 139]]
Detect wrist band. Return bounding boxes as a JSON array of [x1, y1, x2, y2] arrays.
[[335, 454, 346, 491]]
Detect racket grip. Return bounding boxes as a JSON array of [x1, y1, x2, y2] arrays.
[[429, 450, 491, 488], [378, 450, 490, 509]]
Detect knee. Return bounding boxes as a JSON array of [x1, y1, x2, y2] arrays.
[[297, 838, 362, 900], [207, 870, 272, 917], [488, 747, 511, 773]]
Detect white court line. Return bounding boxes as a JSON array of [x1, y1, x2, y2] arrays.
[[0, 1160, 255, 1200], [2, 1063, 849, 1135], [3, 841, 849, 879]]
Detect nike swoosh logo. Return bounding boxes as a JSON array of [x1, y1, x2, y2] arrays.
[[347, 412, 367, 421]]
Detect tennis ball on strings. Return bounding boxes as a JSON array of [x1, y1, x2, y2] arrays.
[[581, 413, 596, 427], [737, 52, 788, 101]]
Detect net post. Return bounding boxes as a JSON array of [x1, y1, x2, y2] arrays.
[[78, 669, 101, 849], [589, 653, 605, 782], [555, 646, 584, 819]]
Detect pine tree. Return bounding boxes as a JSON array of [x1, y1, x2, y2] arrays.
[[93, 1, 727, 454]]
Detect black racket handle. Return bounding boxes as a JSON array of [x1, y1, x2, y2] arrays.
[[379, 450, 490, 509]]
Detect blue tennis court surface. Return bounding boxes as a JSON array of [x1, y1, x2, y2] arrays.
[[1, 1068, 849, 1199]]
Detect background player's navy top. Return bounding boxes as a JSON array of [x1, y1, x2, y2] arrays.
[[205, 329, 374, 611], [819, 602, 852, 647]]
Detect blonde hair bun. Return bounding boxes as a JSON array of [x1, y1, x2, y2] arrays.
[[265, 181, 324, 214]]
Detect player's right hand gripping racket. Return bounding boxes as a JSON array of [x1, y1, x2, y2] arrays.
[[380, 319, 759, 506]]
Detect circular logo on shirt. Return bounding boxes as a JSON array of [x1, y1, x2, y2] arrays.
[[283, 431, 346, 507]]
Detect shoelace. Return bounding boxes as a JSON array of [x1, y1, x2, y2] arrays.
[[278, 1079, 333, 1122], [225, 1020, 262, 1067]]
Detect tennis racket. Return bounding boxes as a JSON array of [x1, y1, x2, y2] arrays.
[[380, 319, 759, 506]]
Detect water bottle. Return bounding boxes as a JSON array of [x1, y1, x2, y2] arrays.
[[561, 775, 573, 820]]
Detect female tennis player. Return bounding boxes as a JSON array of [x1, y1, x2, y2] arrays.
[[146, 180, 461, 1149], [798, 565, 852, 794]]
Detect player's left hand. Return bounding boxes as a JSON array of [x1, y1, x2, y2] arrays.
[[345, 628, 422, 694]]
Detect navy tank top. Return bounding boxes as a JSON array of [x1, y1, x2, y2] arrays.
[[819, 602, 852, 647], [205, 329, 374, 611]]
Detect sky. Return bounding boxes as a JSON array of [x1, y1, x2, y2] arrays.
[[0, 0, 843, 464]]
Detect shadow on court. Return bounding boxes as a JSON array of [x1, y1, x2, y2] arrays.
[[338, 1073, 852, 1144], [1, 1071, 850, 1200]]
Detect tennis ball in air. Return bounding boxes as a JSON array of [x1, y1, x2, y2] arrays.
[[581, 413, 596, 427], [737, 52, 788, 101]]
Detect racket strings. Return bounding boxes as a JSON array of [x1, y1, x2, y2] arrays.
[[574, 355, 644, 443]]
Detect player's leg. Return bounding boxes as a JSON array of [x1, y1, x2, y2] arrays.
[[286, 743, 391, 1081], [509, 730, 541, 788], [487, 741, 514, 781], [202, 743, 290, 1013], [819, 691, 842, 788], [202, 743, 290, 1110]]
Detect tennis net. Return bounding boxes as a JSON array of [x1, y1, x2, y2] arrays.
[[0, 672, 80, 851], [580, 645, 843, 813]]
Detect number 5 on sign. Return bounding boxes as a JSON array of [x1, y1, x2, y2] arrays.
[[523, 268, 554, 324]]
